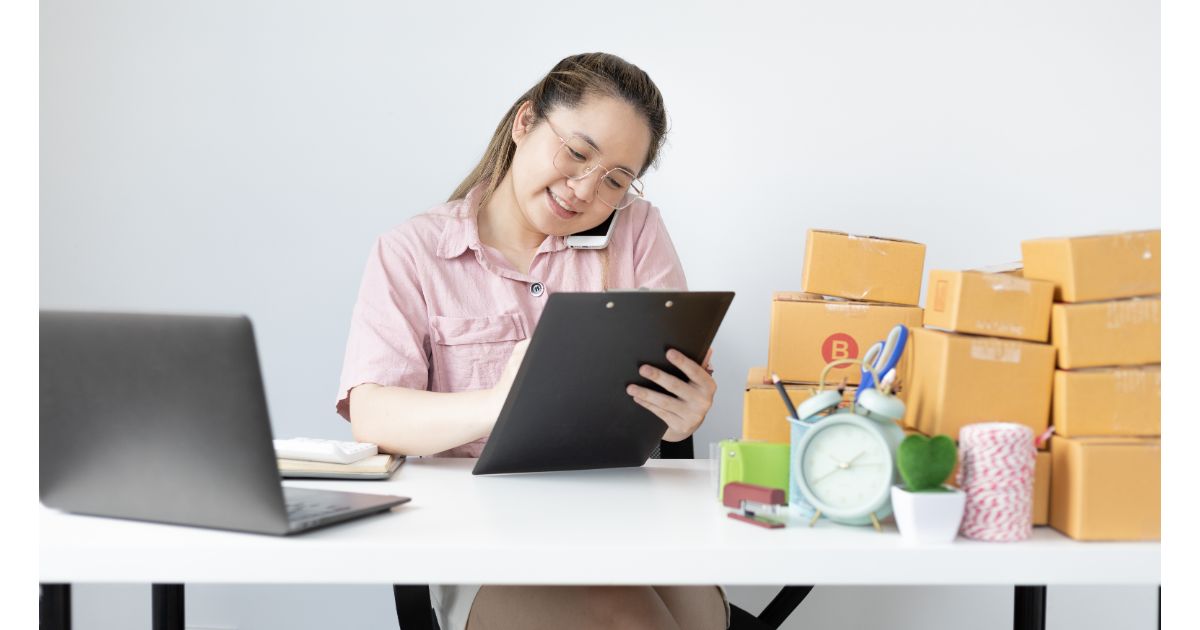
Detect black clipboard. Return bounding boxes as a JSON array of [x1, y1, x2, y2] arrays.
[[473, 291, 734, 475]]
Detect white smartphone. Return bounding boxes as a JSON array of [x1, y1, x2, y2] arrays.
[[565, 210, 620, 249]]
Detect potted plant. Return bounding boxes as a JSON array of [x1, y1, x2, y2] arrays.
[[890, 434, 965, 544]]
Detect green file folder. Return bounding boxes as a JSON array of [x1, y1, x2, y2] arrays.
[[718, 439, 790, 503]]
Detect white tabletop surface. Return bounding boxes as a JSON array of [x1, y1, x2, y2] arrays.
[[40, 458, 1160, 585]]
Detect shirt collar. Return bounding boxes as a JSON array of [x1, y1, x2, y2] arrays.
[[436, 183, 569, 259]]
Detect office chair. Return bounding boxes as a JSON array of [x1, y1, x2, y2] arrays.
[[392, 436, 813, 630]]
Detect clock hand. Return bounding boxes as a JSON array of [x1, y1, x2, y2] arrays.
[[811, 466, 843, 485], [825, 453, 848, 467]]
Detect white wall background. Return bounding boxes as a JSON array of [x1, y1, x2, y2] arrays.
[[41, 0, 1159, 628]]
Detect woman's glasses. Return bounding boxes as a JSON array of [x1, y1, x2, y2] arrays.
[[547, 121, 644, 211]]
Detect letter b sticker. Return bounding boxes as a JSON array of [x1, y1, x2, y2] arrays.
[[822, 333, 859, 368]]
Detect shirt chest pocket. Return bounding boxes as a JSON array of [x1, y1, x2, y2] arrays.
[[429, 313, 528, 392]]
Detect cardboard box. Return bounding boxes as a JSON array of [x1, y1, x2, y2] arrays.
[[1021, 230, 1160, 303], [1033, 450, 1051, 526], [1051, 297, 1160, 369], [767, 292, 924, 386], [1049, 436, 1160, 541], [904, 328, 1056, 440], [743, 367, 856, 443], [924, 269, 1055, 342], [1053, 366, 1161, 438], [801, 229, 927, 306]]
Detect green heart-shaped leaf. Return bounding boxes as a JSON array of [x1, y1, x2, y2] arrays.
[[897, 434, 957, 492]]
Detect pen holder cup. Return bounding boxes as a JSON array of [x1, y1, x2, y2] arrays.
[[787, 416, 817, 519]]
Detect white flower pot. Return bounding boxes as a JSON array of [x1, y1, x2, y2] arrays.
[[891, 485, 966, 544]]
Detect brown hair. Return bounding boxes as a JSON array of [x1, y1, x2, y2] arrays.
[[448, 52, 668, 207]]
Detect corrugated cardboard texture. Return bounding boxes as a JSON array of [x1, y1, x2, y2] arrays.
[[904, 328, 1056, 440], [743, 367, 857, 443], [1049, 436, 1160, 541], [925, 269, 1055, 342], [1050, 297, 1160, 369], [1052, 366, 1161, 437], [801, 229, 926, 306], [1021, 230, 1160, 302], [767, 292, 923, 386]]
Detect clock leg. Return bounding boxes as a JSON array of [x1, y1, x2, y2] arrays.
[[808, 510, 822, 527], [869, 512, 881, 532]]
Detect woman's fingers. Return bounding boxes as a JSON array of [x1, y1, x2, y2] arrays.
[[636, 362, 693, 400], [631, 395, 690, 439], [626, 348, 718, 442], [665, 349, 716, 394]]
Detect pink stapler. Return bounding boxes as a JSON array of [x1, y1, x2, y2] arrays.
[[723, 482, 787, 529]]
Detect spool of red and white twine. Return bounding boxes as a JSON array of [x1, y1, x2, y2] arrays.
[[956, 422, 1036, 542]]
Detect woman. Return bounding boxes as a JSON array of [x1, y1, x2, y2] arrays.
[[336, 52, 728, 630]]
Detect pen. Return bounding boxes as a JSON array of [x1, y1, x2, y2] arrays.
[[771, 373, 800, 420]]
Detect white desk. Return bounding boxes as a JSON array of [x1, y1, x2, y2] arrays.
[[41, 458, 1159, 586]]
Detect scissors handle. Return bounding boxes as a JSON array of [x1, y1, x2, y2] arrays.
[[856, 325, 909, 400]]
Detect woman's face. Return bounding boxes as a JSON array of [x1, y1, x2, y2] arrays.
[[508, 95, 652, 237]]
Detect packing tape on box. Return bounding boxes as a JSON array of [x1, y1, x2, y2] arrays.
[[822, 299, 871, 317], [1106, 299, 1160, 329], [847, 233, 890, 256], [957, 423, 1035, 542], [986, 274, 1034, 294]]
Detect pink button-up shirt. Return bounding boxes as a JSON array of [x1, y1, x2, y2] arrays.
[[336, 184, 688, 457]]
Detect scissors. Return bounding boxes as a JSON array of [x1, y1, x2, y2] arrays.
[[856, 324, 909, 401]]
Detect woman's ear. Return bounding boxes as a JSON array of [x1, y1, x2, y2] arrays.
[[511, 101, 535, 144]]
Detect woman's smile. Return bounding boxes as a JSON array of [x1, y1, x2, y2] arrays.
[[546, 187, 580, 220]]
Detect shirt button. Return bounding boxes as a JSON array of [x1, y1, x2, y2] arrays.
[[530, 282, 545, 297]]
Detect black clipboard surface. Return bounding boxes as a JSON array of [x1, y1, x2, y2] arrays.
[[473, 291, 734, 475]]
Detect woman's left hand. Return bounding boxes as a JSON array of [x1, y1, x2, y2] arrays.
[[626, 347, 716, 442]]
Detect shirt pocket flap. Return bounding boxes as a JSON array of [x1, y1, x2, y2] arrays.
[[429, 313, 527, 346]]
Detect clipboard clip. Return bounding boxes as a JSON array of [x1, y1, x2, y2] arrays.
[[723, 482, 787, 529]]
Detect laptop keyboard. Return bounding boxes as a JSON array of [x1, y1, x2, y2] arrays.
[[285, 500, 353, 524]]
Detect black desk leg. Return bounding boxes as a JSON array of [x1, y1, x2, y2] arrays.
[[1014, 585, 1047, 630], [152, 584, 185, 630], [40, 583, 71, 630]]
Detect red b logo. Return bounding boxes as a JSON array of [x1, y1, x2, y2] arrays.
[[821, 333, 859, 368]]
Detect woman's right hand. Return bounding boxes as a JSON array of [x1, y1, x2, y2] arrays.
[[486, 338, 531, 421]]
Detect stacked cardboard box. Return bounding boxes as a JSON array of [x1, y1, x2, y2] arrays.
[[744, 229, 925, 442], [903, 265, 1058, 525], [1022, 230, 1161, 541], [904, 268, 1058, 442], [743, 367, 855, 443]]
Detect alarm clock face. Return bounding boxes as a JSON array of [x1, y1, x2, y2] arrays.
[[799, 418, 893, 519]]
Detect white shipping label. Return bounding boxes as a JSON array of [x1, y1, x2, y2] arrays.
[[1105, 299, 1161, 329], [969, 340, 1023, 363]]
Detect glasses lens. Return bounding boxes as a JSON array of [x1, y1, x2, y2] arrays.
[[599, 170, 637, 209], [553, 137, 595, 179], [553, 137, 643, 209]]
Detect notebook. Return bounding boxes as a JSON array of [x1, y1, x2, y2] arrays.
[[277, 454, 405, 480]]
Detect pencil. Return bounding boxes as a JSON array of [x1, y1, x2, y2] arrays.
[[771, 373, 800, 420]]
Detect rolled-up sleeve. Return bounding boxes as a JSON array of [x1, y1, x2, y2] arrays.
[[633, 205, 688, 290], [335, 232, 430, 421]]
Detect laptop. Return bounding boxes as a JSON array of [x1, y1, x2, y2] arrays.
[[39, 310, 410, 535]]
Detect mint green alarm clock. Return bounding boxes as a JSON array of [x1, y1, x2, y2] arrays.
[[793, 388, 906, 529]]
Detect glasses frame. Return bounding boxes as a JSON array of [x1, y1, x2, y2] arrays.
[[545, 119, 645, 211]]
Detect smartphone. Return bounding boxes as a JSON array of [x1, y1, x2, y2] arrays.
[[565, 210, 620, 249]]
